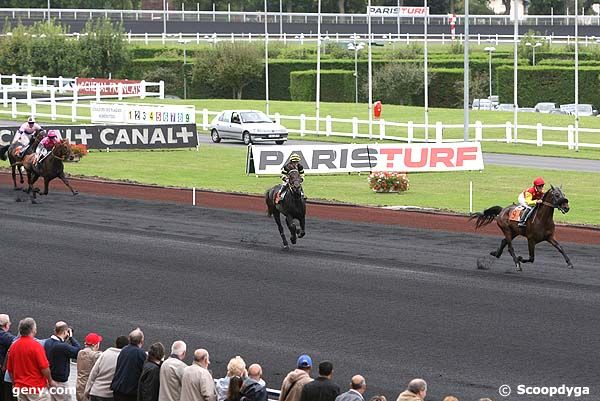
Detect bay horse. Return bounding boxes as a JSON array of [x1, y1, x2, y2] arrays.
[[265, 169, 306, 250], [19, 139, 78, 203], [0, 130, 45, 190], [470, 185, 572, 271]]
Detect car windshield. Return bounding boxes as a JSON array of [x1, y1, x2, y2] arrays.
[[241, 111, 271, 123]]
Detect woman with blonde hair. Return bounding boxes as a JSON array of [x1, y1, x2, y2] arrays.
[[216, 356, 247, 401]]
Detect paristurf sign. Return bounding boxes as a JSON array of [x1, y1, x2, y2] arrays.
[[368, 6, 429, 16]]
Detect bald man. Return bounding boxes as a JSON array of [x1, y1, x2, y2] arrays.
[[334, 375, 366, 401], [180, 349, 217, 401], [241, 364, 267, 401], [396, 378, 427, 401]]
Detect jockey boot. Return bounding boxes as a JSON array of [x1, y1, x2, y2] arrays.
[[18, 145, 29, 158], [518, 208, 530, 227]]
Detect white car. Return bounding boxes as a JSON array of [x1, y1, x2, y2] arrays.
[[210, 110, 288, 145], [560, 104, 598, 117], [472, 99, 494, 110], [535, 102, 556, 113]]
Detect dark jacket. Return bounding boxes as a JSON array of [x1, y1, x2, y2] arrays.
[[299, 377, 340, 401], [241, 379, 267, 401], [137, 360, 161, 401], [0, 330, 17, 368], [44, 336, 82, 382], [111, 344, 146, 396], [281, 162, 305, 177]]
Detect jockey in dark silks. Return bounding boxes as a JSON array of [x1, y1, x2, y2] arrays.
[[518, 177, 545, 227], [276, 153, 305, 203]]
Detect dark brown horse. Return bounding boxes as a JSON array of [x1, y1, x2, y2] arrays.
[[20, 140, 78, 203], [470, 186, 572, 271], [0, 130, 45, 189], [265, 169, 306, 250]]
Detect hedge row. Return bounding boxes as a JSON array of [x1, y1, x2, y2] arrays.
[[497, 65, 600, 107], [290, 70, 355, 102]]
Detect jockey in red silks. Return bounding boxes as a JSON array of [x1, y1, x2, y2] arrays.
[[517, 177, 545, 227], [12, 116, 43, 156], [35, 130, 62, 167]]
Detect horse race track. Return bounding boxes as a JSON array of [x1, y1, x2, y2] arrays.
[[1, 172, 599, 401]]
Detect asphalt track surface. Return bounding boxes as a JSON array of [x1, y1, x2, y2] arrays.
[[1, 175, 599, 401]]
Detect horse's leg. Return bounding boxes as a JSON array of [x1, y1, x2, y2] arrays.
[[547, 237, 574, 269], [490, 238, 507, 258], [298, 215, 306, 238], [518, 238, 537, 264], [57, 172, 78, 195], [42, 177, 50, 196], [286, 215, 297, 245], [11, 165, 19, 189], [272, 210, 289, 249], [17, 164, 23, 184]]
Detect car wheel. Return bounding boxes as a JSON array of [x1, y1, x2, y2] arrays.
[[275, 140, 285, 145], [210, 129, 221, 143], [242, 131, 252, 145]]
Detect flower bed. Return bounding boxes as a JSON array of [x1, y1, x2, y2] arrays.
[[68, 144, 88, 162], [367, 172, 409, 193]]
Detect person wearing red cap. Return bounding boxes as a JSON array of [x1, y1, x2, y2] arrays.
[[517, 177, 546, 227], [76, 333, 103, 401]]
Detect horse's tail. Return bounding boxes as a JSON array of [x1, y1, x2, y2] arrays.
[[265, 189, 273, 217], [469, 206, 503, 229], [0, 144, 9, 161]]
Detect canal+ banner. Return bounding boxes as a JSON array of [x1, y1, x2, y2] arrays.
[[247, 143, 484, 175]]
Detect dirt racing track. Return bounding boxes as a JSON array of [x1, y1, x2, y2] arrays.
[[1, 171, 599, 401]]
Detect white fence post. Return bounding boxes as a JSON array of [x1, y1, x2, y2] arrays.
[[11, 74, 16, 88], [95, 84, 101, 102], [505, 121, 512, 143], [118, 83, 124, 100], [379, 119, 385, 140], [42, 75, 48, 92], [140, 80, 146, 99], [58, 76, 64, 93], [26, 75, 32, 102], [11, 97, 17, 118], [145, 32, 149, 45], [435, 121, 443, 143], [72, 84, 78, 104], [158, 80, 165, 99], [567, 125, 574, 150], [475, 120, 483, 141], [2, 85, 7, 108], [202, 108, 209, 130], [300, 114, 306, 136], [407, 121, 414, 143], [536, 123, 543, 146], [274, 112, 281, 125], [71, 101, 77, 122], [352, 117, 358, 139], [50, 87, 56, 120], [30, 101, 36, 119], [325, 115, 332, 136]]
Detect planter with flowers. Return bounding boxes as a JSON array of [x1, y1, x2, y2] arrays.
[[367, 172, 409, 193], [68, 144, 88, 162]]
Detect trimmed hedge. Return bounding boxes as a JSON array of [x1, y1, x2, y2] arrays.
[[497, 65, 600, 107], [534, 51, 600, 63], [290, 70, 354, 102]]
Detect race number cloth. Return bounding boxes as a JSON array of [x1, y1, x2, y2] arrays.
[[247, 143, 484, 175]]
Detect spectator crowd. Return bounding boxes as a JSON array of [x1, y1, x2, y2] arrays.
[[0, 314, 494, 401]]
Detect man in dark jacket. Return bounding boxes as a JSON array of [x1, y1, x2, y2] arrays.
[[44, 321, 82, 401], [241, 364, 267, 401], [111, 328, 146, 401], [0, 314, 17, 401], [299, 361, 340, 401], [137, 342, 165, 401]]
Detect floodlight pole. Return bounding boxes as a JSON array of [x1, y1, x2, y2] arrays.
[[163, 0, 167, 36], [368, 0, 373, 139], [575, 0, 579, 151], [513, 0, 519, 143], [264, 0, 270, 115], [424, 0, 429, 141], [316, 0, 322, 134], [463, 0, 470, 141]]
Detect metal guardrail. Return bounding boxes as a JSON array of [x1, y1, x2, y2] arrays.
[[0, 7, 599, 27]]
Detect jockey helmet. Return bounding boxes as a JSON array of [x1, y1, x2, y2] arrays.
[[289, 153, 301, 162], [27, 116, 35, 124], [533, 177, 545, 186], [47, 130, 58, 139]]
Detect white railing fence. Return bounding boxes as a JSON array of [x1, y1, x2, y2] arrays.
[[0, 99, 595, 151]]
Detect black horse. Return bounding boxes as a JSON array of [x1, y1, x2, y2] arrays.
[[265, 169, 306, 250], [0, 129, 45, 190], [470, 185, 572, 271]]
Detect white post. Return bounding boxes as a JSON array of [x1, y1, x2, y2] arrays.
[[193, 187, 196, 206], [140, 80, 146, 99], [203, 108, 209, 130], [42, 75, 48, 91], [407, 121, 414, 143], [50, 86, 56, 120], [95, 84, 101, 102], [117, 82, 124, 100], [469, 180, 473, 213], [435, 121, 443, 142], [505, 121, 512, 143], [325, 115, 332, 136], [274, 112, 281, 124], [58, 76, 64, 93], [368, 0, 373, 140], [567, 124, 574, 150], [11, 97, 17, 118], [2, 85, 7, 108], [145, 32, 148, 45], [316, 0, 322, 134], [26, 76, 32, 102], [300, 114, 306, 136], [71, 101, 77, 122], [352, 116, 358, 139], [513, 0, 519, 143], [72, 84, 79, 104], [475, 120, 483, 141], [424, 0, 429, 141], [536, 123, 543, 146], [159, 80, 165, 99], [11, 74, 16, 88], [379, 118, 385, 140], [264, 0, 270, 115], [30, 102, 36, 119], [575, 0, 580, 152], [463, 0, 470, 141]]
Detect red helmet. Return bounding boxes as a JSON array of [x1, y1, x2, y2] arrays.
[[533, 177, 545, 186], [47, 130, 59, 139]]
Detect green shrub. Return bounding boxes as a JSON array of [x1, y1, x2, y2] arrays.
[[290, 70, 354, 102]]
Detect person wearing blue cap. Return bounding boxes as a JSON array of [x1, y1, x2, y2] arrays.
[[278, 355, 314, 401]]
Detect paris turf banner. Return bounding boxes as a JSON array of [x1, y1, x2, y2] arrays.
[[247, 143, 484, 175], [0, 124, 198, 150]]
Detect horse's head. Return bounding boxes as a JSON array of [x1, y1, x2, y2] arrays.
[[31, 129, 45, 147], [53, 140, 72, 160], [546, 185, 570, 214], [287, 169, 304, 197]]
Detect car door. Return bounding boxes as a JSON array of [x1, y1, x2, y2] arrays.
[[229, 112, 243, 140]]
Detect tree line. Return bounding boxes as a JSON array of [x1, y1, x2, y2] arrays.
[[0, 0, 595, 15]]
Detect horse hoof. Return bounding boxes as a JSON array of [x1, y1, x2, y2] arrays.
[[568, 263, 574, 269], [298, 232, 305, 238], [517, 256, 524, 263], [31, 200, 38, 205], [516, 265, 523, 272], [282, 245, 289, 251], [490, 251, 497, 257], [73, 191, 79, 196], [290, 237, 297, 245]]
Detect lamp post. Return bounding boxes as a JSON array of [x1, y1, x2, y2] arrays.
[[484, 46, 495, 100], [525, 41, 542, 65], [178, 39, 190, 99], [347, 36, 364, 104]]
